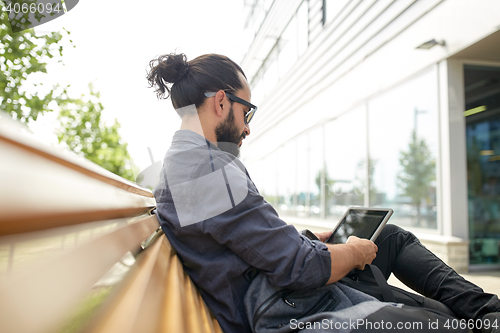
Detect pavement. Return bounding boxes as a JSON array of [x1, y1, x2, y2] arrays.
[[388, 270, 500, 296]]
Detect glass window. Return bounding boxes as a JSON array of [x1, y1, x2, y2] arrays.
[[276, 140, 297, 216], [309, 127, 324, 218], [325, 106, 367, 220], [296, 132, 310, 217], [464, 65, 500, 265], [251, 152, 279, 207], [368, 68, 439, 229]]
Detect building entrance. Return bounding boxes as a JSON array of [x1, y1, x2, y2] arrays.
[[465, 64, 500, 266]]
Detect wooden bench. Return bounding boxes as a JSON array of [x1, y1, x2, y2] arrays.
[[0, 116, 223, 333]]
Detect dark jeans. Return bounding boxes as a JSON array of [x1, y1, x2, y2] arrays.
[[360, 224, 500, 320]]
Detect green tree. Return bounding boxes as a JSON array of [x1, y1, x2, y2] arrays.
[[1, 4, 136, 181], [56, 84, 136, 181], [315, 167, 334, 213], [0, 1, 71, 123], [398, 130, 436, 221], [353, 158, 377, 206]]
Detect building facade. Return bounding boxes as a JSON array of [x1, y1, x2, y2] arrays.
[[240, 0, 500, 272]]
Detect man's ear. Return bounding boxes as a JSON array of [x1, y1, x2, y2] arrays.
[[214, 90, 226, 117]]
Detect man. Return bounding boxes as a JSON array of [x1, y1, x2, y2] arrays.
[[149, 53, 500, 333]]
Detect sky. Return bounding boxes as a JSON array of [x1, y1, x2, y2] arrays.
[[27, 0, 250, 176]]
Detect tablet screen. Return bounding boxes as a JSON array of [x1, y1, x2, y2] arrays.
[[327, 209, 390, 244]]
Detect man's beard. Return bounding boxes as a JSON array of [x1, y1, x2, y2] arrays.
[[215, 106, 245, 158]]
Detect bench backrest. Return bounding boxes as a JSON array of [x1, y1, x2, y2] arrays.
[[0, 116, 222, 333]]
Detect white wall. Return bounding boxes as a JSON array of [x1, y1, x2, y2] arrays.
[[244, 0, 500, 163]]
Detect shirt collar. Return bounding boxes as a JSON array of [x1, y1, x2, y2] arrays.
[[172, 130, 219, 150]]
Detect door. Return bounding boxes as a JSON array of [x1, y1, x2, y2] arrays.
[[464, 64, 500, 266]]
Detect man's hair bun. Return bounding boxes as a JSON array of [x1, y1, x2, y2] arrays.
[[147, 52, 246, 112], [147, 53, 189, 99]]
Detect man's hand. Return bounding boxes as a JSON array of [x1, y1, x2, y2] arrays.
[[345, 236, 378, 270], [313, 231, 332, 243], [324, 236, 378, 284]]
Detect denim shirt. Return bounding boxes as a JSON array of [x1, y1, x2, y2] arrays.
[[154, 130, 332, 333]]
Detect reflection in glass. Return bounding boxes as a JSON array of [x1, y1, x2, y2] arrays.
[[465, 65, 500, 265], [309, 127, 324, 218], [248, 69, 439, 232], [368, 68, 438, 229], [276, 140, 297, 216], [325, 106, 366, 221], [252, 153, 279, 208], [296, 132, 310, 217]]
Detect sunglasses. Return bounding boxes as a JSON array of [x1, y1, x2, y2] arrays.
[[204, 91, 258, 125]]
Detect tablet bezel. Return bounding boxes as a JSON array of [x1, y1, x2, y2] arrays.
[[325, 207, 394, 244]]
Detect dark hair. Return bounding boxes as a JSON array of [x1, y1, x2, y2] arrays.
[[147, 53, 247, 113]]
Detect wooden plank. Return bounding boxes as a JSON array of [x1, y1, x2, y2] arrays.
[[0, 218, 124, 278], [84, 231, 168, 333], [162, 247, 187, 332], [198, 292, 224, 333], [85, 234, 220, 333], [0, 215, 159, 333], [0, 140, 155, 235], [0, 117, 223, 332], [0, 117, 152, 198], [130, 234, 174, 333], [85, 233, 222, 333], [183, 271, 205, 332]]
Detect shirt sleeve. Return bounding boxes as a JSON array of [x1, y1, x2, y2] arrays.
[[198, 179, 332, 290]]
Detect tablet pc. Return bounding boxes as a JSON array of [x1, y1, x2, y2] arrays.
[[325, 207, 393, 244]]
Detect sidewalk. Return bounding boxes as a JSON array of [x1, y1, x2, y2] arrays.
[[388, 270, 500, 296]]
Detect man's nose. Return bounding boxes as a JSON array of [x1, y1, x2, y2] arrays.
[[244, 124, 250, 137]]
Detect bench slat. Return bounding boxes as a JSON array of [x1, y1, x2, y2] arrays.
[[85, 232, 222, 333], [0, 139, 155, 235], [162, 242, 188, 332], [184, 273, 223, 333], [197, 292, 224, 333], [0, 215, 159, 333], [0, 118, 152, 198]]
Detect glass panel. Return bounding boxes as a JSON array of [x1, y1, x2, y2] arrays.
[[0, 219, 132, 281], [325, 106, 366, 221], [465, 65, 500, 265], [252, 152, 279, 207], [296, 132, 310, 217], [276, 140, 297, 217], [309, 127, 324, 218], [368, 68, 439, 229]]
